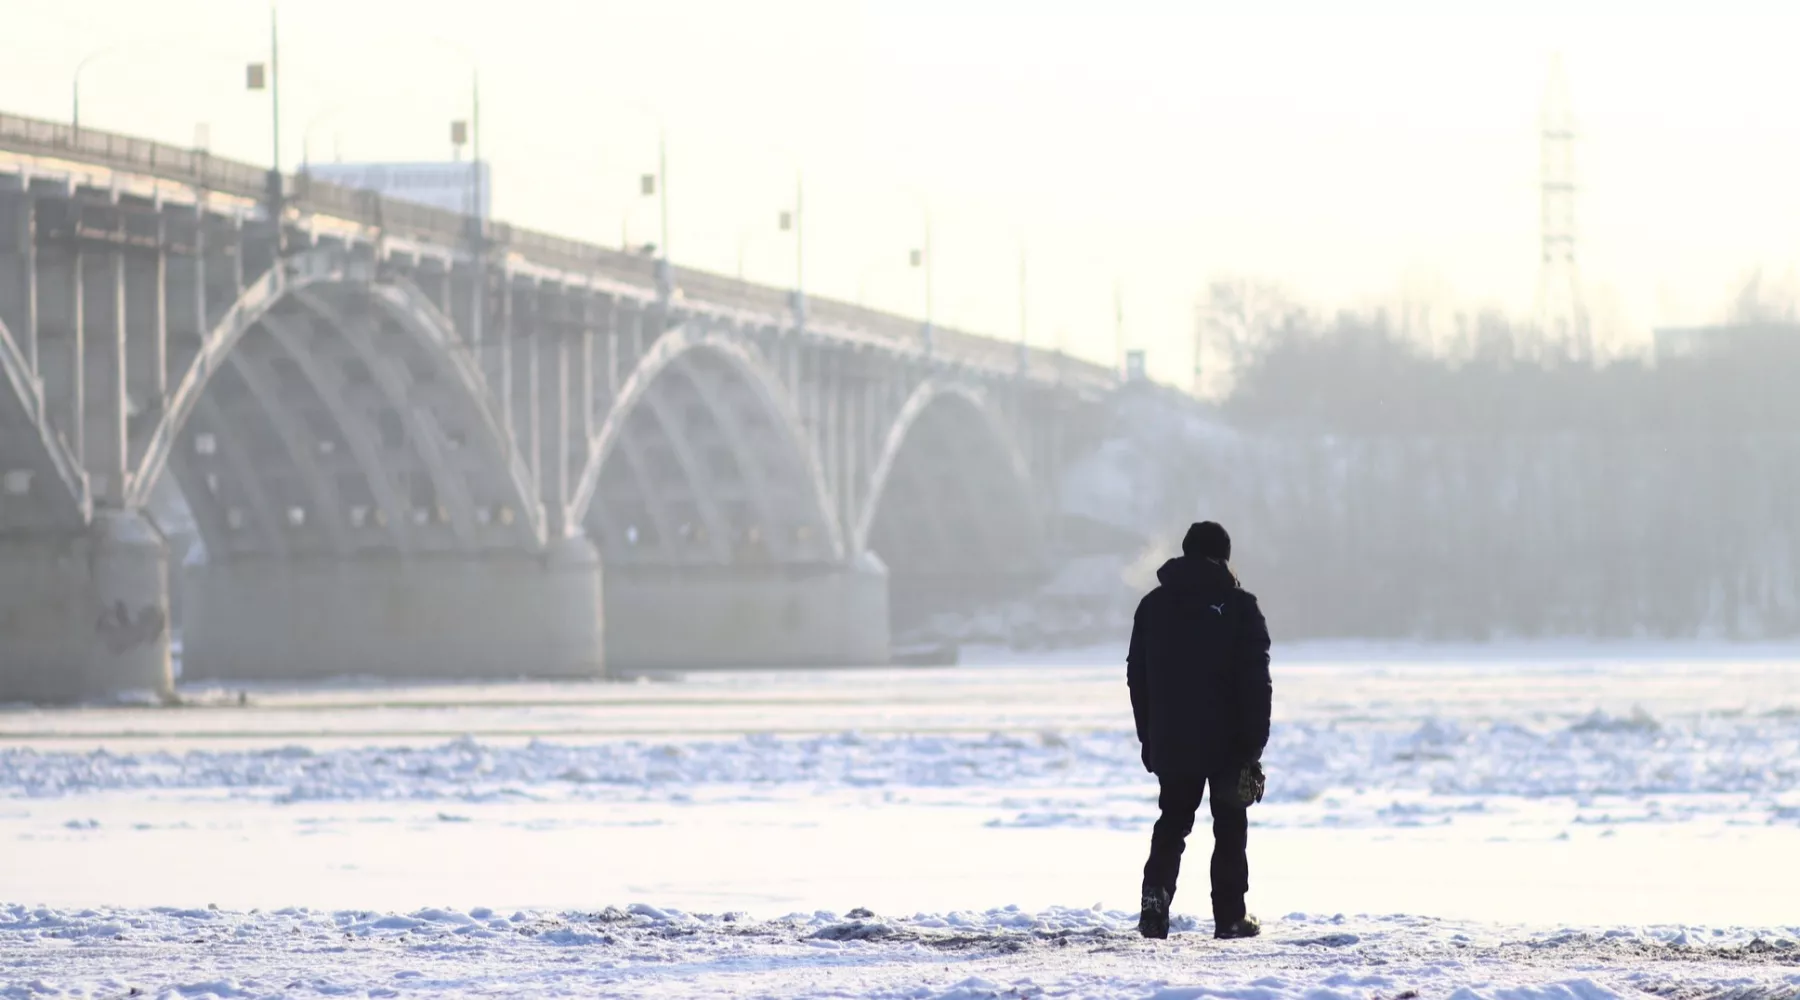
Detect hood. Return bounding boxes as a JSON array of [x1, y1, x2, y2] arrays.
[[1155, 555, 1239, 593]]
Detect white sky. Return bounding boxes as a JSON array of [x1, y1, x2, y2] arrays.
[[5, 1, 1799, 384]]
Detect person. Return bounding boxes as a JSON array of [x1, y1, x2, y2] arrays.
[[1127, 520, 1272, 940]]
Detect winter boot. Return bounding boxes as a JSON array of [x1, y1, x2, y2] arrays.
[[1214, 913, 1261, 940], [1138, 887, 1171, 939]]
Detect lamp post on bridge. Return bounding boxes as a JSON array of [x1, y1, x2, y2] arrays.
[[299, 105, 347, 174], [636, 126, 671, 307], [1017, 239, 1028, 375], [465, 66, 484, 234], [909, 205, 934, 357], [463, 67, 484, 346], [780, 171, 804, 331], [658, 130, 668, 265], [243, 1, 282, 223], [423, 37, 485, 344], [71, 48, 115, 138], [1113, 279, 1123, 378]]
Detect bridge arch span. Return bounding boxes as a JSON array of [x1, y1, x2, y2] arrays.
[[570, 323, 842, 568], [858, 380, 1045, 622], [0, 314, 90, 531], [129, 252, 541, 561]]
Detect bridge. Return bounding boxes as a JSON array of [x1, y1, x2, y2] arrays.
[[0, 111, 1115, 702]]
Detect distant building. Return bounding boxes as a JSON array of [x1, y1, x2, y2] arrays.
[[304, 161, 490, 218], [1652, 321, 1799, 361]]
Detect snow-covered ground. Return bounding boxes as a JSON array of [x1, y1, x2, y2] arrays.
[[7, 902, 1799, 999], [5, 648, 1800, 997]]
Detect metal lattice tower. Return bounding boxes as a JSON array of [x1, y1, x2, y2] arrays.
[[1537, 55, 1587, 353]]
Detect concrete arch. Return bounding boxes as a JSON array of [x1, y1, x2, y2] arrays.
[[258, 310, 415, 551], [635, 387, 735, 564], [0, 314, 90, 529], [128, 249, 344, 508], [178, 388, 290, 557], [568, 323, 843, 564], [854, 379, 1041, 559], [295, 285, 538, 551], [364, 278, 543, 546], [215, 338, 353, 554], [594, 423, 689, 560], [129, 250, 541, 559]]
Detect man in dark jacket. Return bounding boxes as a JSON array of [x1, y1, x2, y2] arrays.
[[1127, 520, 1272, 941]]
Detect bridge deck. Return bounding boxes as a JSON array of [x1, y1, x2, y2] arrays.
[[0, 111, 1113, 395]]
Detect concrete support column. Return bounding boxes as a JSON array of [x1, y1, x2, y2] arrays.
[[151, 226, 167, 401], [527, 303, 542, 513], [834, 357, 852, 538], [800, 346, 818, 464], [549, 308, 571, 538], [182, 534, 605, 681], [469, 248, 485, 349], [191, 209, 208, 337], [105, 250, 128, 503], [0, 192, 38, 372], [0, 509, 172, 703], [603, 555, 889, 672], [579, 299, 595, 443], [498, 276, 513, 449], [604, 299, 620, 396], [66, 247, 85, 465], [229, 216, 245, 291], [822, 353, 840, 531]]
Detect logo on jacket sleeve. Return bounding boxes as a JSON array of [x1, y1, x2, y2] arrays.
[[1210, 602, 1227, 615]]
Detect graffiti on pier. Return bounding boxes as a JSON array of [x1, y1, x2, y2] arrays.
[[96, 600, 167, 655]]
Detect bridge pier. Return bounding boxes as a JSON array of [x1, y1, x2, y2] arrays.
[[182, 536, 605, 682], [603, 554, 890, 672], [0, 509, 173, 703]]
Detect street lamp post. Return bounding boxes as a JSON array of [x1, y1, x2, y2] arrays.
[[781, 171, 804, 330], [658, 129, 668, 264], [909, 207, 934, 356], [71, 49, 114, 137], [269, 2, 281, 177], [301, 105, 346, 173], [1017, 240, 1028, 374], [465, 67, 484, 347], [637, 128, 671, 306], [1114, 279, 1125, 379], [422, 37, 485, 342], [924, 212, 933, 349], [470, 67, 483, 235], [244, 2, 282, 218], [794, 172, 803, 304]]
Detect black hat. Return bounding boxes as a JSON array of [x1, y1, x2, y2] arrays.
[[1182, 521, 1230, 561]]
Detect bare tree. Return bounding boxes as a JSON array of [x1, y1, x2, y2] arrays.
[[1194, 278, 1301, 398]]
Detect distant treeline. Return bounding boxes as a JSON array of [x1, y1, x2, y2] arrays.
[[1189, 314, 1800, 640]]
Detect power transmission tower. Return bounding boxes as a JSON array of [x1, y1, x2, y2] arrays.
[[1537, 54, 1588, 355]]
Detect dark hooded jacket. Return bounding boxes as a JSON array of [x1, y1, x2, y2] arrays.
[[1126, 556, 1272, 776]]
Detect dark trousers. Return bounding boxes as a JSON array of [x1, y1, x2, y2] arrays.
[[1141, 770, 1249, 924]]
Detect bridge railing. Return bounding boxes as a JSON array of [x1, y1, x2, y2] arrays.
[[0, 113, 270, 197], [1, 110, 1113, 392]]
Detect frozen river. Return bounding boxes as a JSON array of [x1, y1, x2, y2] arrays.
[[4, 644, 1800, 997]]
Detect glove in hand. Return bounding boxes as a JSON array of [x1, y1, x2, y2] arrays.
[[1236, 761, 1266, 806]]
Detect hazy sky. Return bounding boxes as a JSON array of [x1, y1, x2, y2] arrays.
[[5, 1, 1799, 384]]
